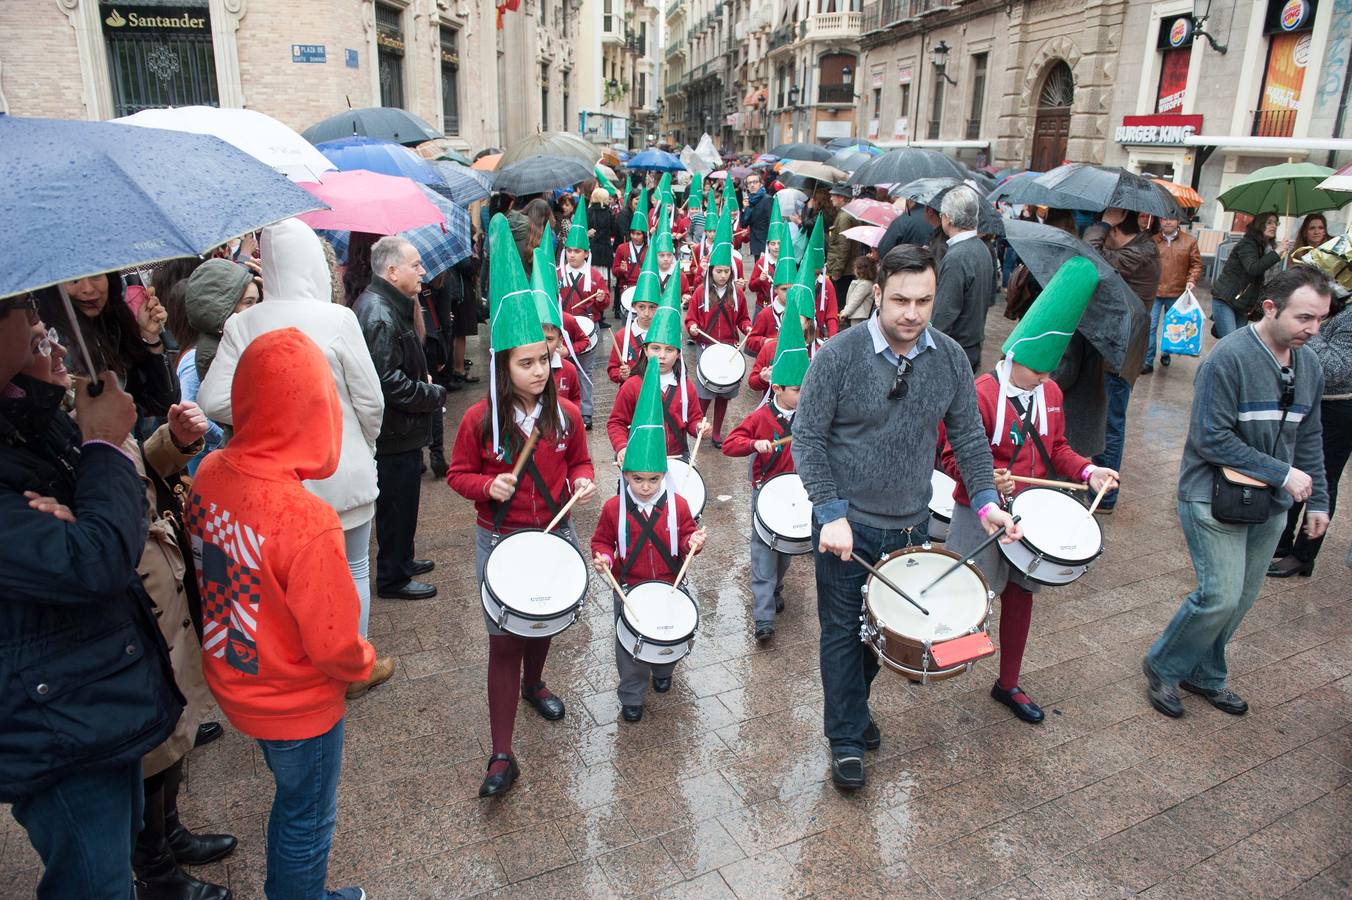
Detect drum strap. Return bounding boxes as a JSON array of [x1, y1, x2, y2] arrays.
[[490, 455, 563, 530], [761, 409, 793, 481], [619, 494, 680, 583], [1006, 396, 1056, 480], [709, 291, 738, 335], [662, 384, 690, 454], [563, 274, 586, 309]]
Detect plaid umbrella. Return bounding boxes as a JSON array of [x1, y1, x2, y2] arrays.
[[430, 160, 492, 206], [318, 185, 471, 279]]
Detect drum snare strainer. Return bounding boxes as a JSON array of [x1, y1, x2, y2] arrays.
[[999, 487, 1103, 585]]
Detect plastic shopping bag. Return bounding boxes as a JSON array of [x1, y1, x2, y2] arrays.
[[1161, 289, 1203, 357]]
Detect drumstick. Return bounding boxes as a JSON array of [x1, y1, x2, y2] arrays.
[[1009, 474, 1089, 492], [852, 555, 930, 616], [918, 516, 1020, 597], [770, 434, 793, 448], [1086, 479, 1113, 516], [672, 546, 696, 593], [736, 330, 751, 352], [599, 563, 642, 626], [510, 428, 541, 481], [544, 490, 585, 534], [685, 431, 704, 482]]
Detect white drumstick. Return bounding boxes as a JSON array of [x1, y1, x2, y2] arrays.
[[600, 563, 641, 625], [544, 490, 585, 534], [1086, 479, 1113, 516]]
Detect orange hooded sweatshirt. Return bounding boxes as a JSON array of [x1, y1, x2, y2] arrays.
[[185, 328, 375, 740]]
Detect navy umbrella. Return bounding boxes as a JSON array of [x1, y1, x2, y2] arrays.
[[848, 148, 966, 187], [1029, 164, 1184, 219], [492, 155, 593, 196], [302, 106, 442, 147], [626, 148, 687, 172], [1002, 219, 1147, 371], [315, 135, 445, 184], [770, 142, 833, 162], [0, 116, 325, 299], [429, 160, 492, 206]]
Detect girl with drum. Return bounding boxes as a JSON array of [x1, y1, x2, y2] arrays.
[[446, 217, 597, 798], [557, 210, 607, 429], [723, 301, 811, 641], [653, 229, 693, 310], [685, 209, 750, 445], [747, 202, 791, 319], [592, 362, 707, 722], [938, 259, 1118, 725], [748, 260, 822, 394], [612, 190, 651, 295], [607, 289, 658, 384]]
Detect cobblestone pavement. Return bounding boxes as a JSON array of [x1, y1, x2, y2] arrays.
[[3, 301, 1349, 899]]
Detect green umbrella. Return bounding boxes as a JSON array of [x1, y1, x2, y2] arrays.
[[1217, 163, 1349, 218]]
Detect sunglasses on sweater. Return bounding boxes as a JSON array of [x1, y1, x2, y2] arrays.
[[888, 357, 914, 400]]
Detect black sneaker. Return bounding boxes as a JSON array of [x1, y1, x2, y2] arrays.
[[863, 719, 881, 750], [1143, 657, 1184, 718], [651, 675, 671, 693], [1140, 364, 1155, 375], [774, 594, 784, 613], [1180, 681, 1248, 715], [1161, 353, 1171, 367], [830, 754, 865, 790], [754, 622, 774, 642]]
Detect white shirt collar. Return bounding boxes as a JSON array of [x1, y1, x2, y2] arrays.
[[659, 369, 677, 389], [771, 399, 795, 419], [550, 351, 562, 369], [948, 229, 979, 246], [627, 485, 661, 515], [513, 401, 543, 434]]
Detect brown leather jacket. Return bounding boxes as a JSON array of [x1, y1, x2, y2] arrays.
[[1153, 229, 1203, 299]]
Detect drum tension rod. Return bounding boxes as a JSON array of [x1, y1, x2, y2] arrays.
[[919, 516, 1020, 597], [853, 556, 930, 616]]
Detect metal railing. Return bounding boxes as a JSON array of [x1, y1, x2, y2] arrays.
[[1251, 108, 1296, 138], [818, 84, 854, 104]]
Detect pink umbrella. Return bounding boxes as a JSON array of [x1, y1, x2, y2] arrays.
[[296, 169, 445, 235], [843, 199, 899, 227], [842, 224, 884, 248]]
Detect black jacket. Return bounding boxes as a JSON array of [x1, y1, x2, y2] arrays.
[[1212, 233, 1282, 316], [739, 191, 773, 258], [0, 377, 183, 802], [354, 276, 447, 455], [877, 206, 935, 258], [589, 204, 617, 268]]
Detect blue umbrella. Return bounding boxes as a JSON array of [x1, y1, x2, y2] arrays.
[[315, 136, 445, 185], [626, 148, 686, 172], [429, 160, 492, 206], [319, 185, 471, 280], [0, 115, 324, 298]]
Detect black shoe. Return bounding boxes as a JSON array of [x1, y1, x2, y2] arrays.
[[1143, 657, 1184, 718], [134, 864, 232, 900], [652, 676, 672, 693], [1093, 502, 1116, 516], [1161, 353, 1171, 367], [193, 722, 223, 748], [166, 823, 238, 867], [428, 452, 448, 478], [478, 754, 519, 798], [1267, 556, 1314, 578], [755, 622, 774, 642], [442, 378, 464, 393], [409, 559, 435, 577], [451, 370, 482, 384], [710, 436, 723, 448], [774, 594, 784, 613], [522, 684, 566, 720], [621, 705, 644, 722], [583, 416, 593, 431], [377, 580, 437, 601], [598, 319, 613, 329], [1140, 364, 1155, 375], [1179, 681, 1249, 715], [863, 719, 881, 750], [991, 681, 1045, 724], [830, 754, 865, 790]]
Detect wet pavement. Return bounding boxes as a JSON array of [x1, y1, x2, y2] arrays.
[[3, 297, 1350, 899]]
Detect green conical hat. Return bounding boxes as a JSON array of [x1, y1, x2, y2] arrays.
[[1001, 257, 1098, 372], [631, 188, 651, 229], [622, 361, 669, 474], [488, 214, 546, 352], [595, 165, 619, 197], [804, 215, 826, 271], [646, 285, 683, 348], [770, 295, 810, 388], [652, 206, 675, 254], [658, 173, 673, 207], [766, 199, 788, 248], [531, 245, 562, 330], [772, 252, 798, 288], [623, 173, 632, 201], [631, 236, 663, 307], [565, 197, 590, 250], [708, 205, 734, 268], [786, 251, 817, 319], [720, 173, 738, 215], [689, 172, 704, 209]]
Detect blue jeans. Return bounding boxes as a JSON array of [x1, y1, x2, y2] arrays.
[[258, 719, 346, 900], [1211, 299, 1243, 338], [1092, 371, 1132, 506], [1148, 501, 1285, 690], [10, 761, 142, 899], [1145, 297, 1170, 367], [814, 519, 928, 755]]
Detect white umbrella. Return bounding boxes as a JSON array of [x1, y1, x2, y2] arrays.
[[115, 106, 336, 183], [1317, 162, 1352, 194]]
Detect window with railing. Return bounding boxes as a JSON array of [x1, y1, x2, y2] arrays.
[[966, 52, 986, 140], [440, 25, 460, 136], [376, 4, 405, 109], [1252, 108, 1297, 137]]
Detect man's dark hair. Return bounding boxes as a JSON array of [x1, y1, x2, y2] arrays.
[[1265, 264, 1333, 314], [876, 244, 935, 290]]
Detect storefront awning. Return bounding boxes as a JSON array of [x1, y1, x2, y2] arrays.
[[743, 87, 768, 107], [1183, 135, 1352, 154]]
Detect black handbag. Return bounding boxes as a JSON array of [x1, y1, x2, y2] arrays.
[[1211, 367, 1293, 524]]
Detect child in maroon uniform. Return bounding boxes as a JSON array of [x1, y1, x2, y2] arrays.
[[685, 262, 751, 443]]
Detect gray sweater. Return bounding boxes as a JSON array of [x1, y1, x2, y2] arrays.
[[1179, 326, 1329, 512], [932, 235, 995, 359], [795, 322, 999, 530], [1309, 304, 1352, 397]]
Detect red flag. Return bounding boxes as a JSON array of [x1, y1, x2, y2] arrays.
[[497, 0, 522, 29]]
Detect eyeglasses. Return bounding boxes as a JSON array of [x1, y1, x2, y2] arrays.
[[31, 332, 53, 358], [888, 356, 914, 400], [0, 294, 39, 325], [1278, 366, 1295, 411]]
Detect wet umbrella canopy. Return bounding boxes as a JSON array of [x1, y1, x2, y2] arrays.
[[1029, 164, 1185, 219], [315, 136, 446, 185], [492, 155, 593, 196], [770, 142, 833, 162], [302, 106, 442, 146], [849, 148, 965, 187]]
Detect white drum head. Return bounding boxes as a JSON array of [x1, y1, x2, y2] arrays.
[[870, 550, 987, 643], [698, 343, 746, 383], [666, 460, 707, 517], [757, 474, 811, 541], [483, 531, 587, 616], [575, 315, 597, 338], [929, 469, 956, 520], [625, 582, 699, 641], [1011, 488, 1102, 563], [621, 286, 636, 313]]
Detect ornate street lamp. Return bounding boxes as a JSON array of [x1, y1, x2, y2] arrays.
[[931, 41, 957, 86], [1190, 0, 1228, 53]]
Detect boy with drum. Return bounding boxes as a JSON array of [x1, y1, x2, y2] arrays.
[[801, 216, 841, 340], [686, 207, 751, 445], [745, 254, 802, 357], [592, 361, 707, 722], [938, 258, 1118, 724], [724, 294, 810, 641], [557, 210, 607, 428], [533, 247, 582, 407], [653, 222, 693, 309], [749, 259, 822, 394], [747, 203, 790, 319], [446, 216, 597, 798], [613, 189, 651, 294]]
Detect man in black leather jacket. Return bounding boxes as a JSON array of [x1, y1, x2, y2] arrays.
[[0, 294, 184, 899], [353, 237, 448, 601]]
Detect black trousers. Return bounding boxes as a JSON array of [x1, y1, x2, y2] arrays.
[[1277, 398, 1351, 565], [375, 449, 423, 590]]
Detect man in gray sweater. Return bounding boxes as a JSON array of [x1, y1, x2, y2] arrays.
[[795, 244, 1021, 790], [1144, 265, 1331, 719], [932, 186, 995, 372]]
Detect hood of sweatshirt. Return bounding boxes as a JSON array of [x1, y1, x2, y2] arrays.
[[262, 217, 332, 305], [225, 327, 341, 482], [186, 258, 252, 380]]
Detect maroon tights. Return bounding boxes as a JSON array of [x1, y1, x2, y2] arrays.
[[998, 584, 1034, 693], [486, 634, 553, 774]]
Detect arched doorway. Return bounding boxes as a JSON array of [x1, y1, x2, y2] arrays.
[[1030, 61, 1074, 171]]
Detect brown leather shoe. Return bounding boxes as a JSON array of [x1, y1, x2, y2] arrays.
[[347, 657, 396, 699]]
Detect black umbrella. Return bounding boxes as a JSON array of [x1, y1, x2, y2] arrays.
[[988, 173, 1087, 209], [849, 148, 965, 187], [492, 155, 593, 196], [1033, 164, 1185, 219], [891, 177, 1005, 236], [770, 142, 833, 162], [1002, 219, 1147, 372], [302, 107, 442, 147], [826, 149, 874, 173], [825, 137, 878, 151]]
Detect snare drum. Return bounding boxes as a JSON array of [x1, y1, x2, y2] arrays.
[[999, 487, 1103, 585], [928, 469, 957, 543], [620, 286, 636, 314], [616, 581, 700, 664], [480, 530, 589, 637], [860, 545, 995, 683], [695, 343, 746, 397], [753, 473, 812, 554], [666, 459, 707, 519], [574, 315, 600, 354]]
